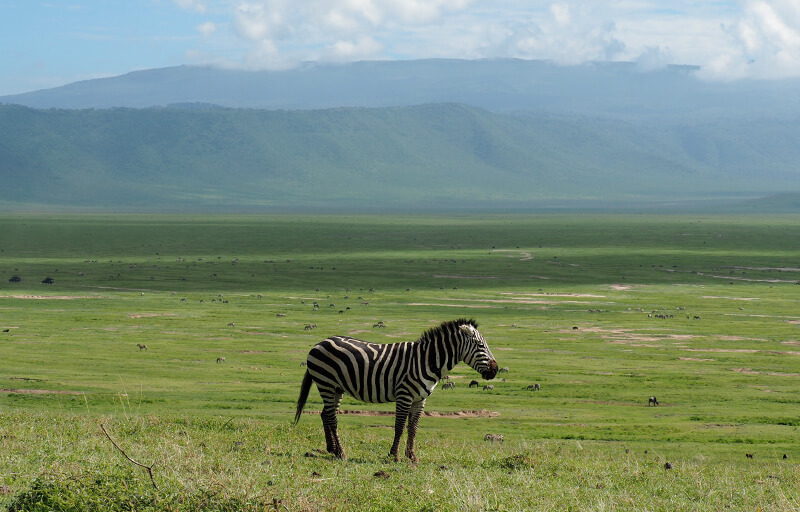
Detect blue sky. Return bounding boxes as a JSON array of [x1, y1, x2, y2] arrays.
[[2, 1, 799, 95]]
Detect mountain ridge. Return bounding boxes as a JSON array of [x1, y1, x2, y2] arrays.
[[2, 103, 798, 212], [4, 59, 799, 120]]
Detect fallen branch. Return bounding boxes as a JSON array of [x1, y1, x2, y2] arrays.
[[100, 423, 159, 491]]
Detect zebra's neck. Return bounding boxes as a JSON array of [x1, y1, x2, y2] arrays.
[[419, 331, 462, 380]]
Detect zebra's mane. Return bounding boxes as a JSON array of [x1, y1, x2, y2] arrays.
[[418, 318, 478, 342]]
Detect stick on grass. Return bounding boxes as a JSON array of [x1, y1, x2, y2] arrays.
[[100, 423, 159, 491]]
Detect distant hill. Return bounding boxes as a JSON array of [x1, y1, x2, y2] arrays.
[[3, 59, 800, 120], [2, 103, 799, 211]]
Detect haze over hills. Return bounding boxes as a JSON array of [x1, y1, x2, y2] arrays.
[[4, 59, 800, 119], [1, 59, 799, 212]]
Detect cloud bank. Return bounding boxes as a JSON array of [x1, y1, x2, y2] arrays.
[[176, 0, 800, 80]]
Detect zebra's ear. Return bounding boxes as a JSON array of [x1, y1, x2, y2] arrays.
[[459, 324, 475, 336]]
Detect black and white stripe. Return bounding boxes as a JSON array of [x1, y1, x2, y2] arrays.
[[294, 318, 498, 462]]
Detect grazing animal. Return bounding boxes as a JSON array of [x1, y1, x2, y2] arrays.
[[136, 343, 147, 351], [648, 396, 659, 406], [227, 322, 235, 327], [526, 384, 540, 391], [294, 319, 498, 462], [498, 367, 509, 374], [746, 453, 754, 459], [484, 434, 503, 443], [483, 384, 494, 391], [469, 380, 480, 388], [216, 357, 226, 363], [442, 382, 455, 390]]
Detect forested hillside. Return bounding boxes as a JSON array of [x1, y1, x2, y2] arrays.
[[1, 103, 798, 211]]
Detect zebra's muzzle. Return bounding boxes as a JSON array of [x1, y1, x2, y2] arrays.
[[482, 359, 499, 380]]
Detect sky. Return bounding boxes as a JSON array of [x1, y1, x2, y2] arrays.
[[2, 0, 800, 96]]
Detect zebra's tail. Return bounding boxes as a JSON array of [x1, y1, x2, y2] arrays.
[[294, 370, 313, 425]]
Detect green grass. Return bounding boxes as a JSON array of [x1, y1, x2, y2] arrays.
[[2, 213, 800, 511]]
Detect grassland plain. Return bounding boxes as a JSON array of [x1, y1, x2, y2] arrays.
[[1, 213, 799, 511]]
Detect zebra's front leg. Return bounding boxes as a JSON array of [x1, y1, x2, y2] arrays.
[[389, 396, 412, 462], [404, 399, 426, 463]]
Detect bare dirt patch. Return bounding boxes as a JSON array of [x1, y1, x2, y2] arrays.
[[8, 295, 101, 300], [433, 275, 498, 279], [702, 296, 758, 301], [491, 249, 533, 261], [303, 409, 499, 418], [407, 303, 499, 309], [128, 313, 176, 319], [732, 368, 800, 377], [1, 388, 84, 395], [501, 292, 606, 298], [609, 284, 632, 291]]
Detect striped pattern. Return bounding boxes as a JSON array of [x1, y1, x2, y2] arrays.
[[294, 318, 498, 462]]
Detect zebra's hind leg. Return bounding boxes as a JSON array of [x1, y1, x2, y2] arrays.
[[320, 389, 345, 459], [404, 399, 426, 463]]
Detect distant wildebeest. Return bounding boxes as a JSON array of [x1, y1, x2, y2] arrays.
[[216, 357, 226, 363], [276, 313, 286, 318], [498, 367, 509, 373], [484, 434, 503, 443], [295, 319, 498, 462], [483, 384, 494, 391], [648, 396, 659, 406], [304, 324, 317, 331], [746, 453, 754, 459], [8, 276, 22, 283], [442, 382, 455, 390], [41, 277, 55, 284], [136, 343, 147, 351], [227, 322, 235, 327], [300, 361, 307, 367], [469, 380, 480, 388], [526, 383, 540, 391]]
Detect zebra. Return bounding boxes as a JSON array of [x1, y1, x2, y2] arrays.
[[294, 319, 498, 462]]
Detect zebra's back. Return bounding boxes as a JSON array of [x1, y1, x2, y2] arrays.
[[306, 336, 413, 403]]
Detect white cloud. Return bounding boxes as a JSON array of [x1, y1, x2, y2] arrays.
[[174, 0, 207, 14], [229, 0, 476, 68], [193, 0, 800, 79], [197, 21, 216, 36], [325, 36, 385, 60], [699, 0, 800, 79], [478, 3, 625, 64]]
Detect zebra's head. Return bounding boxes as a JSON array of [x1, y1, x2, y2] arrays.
[[458, 323, 498, 380]]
